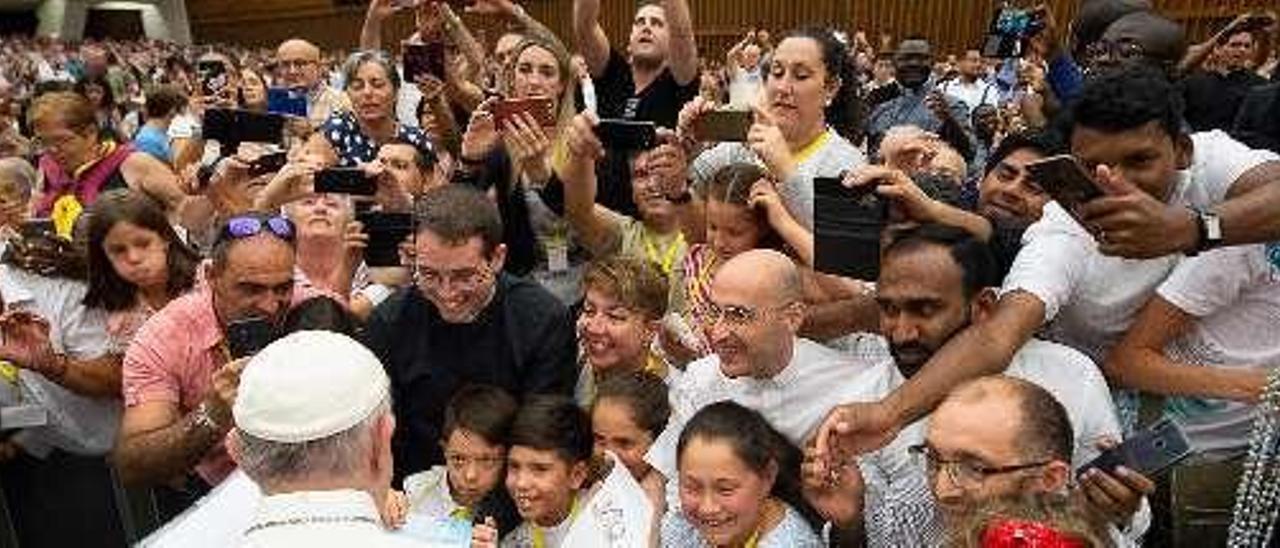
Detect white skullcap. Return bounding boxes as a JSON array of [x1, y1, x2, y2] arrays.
[[233, 331, 389, 443]]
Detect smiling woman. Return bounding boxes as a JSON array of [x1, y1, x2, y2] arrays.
[[303, 51, 431, 168]]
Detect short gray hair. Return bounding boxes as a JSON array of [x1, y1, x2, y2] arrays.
[[341, 50, 400, 92], [0, 157, 36, 202], [236, 398, 391, 488]]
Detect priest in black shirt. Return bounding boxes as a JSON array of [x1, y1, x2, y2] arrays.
[[364, 185, 578, 483], [573, 0, 698, 217]]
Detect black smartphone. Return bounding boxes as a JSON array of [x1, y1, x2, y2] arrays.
[[18, 218, 55, 239], [202, 109, 286, 145], [814, 176, 887, 282], [248, 151, 288, 176], [357, 211, 413, 267], [315, 168, 377, 196], [1077, 416, 1194, 479], [224, 317, 279, 360], [595, 119, 658, 151], [1024, 154, 1105, 224], [403, 42, 446, 84], [694, 109, 752, 142], [197, 59, 228, 98]]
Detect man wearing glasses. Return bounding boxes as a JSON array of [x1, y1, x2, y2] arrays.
[[115, 213, 321, 518], [363, 184, 577, 486], [642, 248, 897, 509], [275, 38, 350, 126]]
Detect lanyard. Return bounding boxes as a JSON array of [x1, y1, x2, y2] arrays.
[[641, 229, 685, 276], [449, 506, 472, 521], [531, 495, 580, 548]]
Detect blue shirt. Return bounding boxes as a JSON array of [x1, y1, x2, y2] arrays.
[[132, 125, 171, 163]]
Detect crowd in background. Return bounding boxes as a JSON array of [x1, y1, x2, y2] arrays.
[[0, 0, 1278, 547]]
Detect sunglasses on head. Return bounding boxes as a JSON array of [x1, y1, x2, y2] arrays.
[[218, 214, 295, 244]]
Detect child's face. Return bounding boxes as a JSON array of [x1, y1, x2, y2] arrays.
[[592, 399, 656, 480], [506, 446, 588, 527], [442, 429, 506, 508]]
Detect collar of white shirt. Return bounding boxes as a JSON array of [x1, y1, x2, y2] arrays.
[[248, 489, 383, 534]]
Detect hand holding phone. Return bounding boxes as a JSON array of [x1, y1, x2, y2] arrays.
[[224, 317, 279, 360], [693, 109, 752, 142], [403, 42, 446, 85], [1077, 417, 1194, 479], [1025, 154, 1105, 225]]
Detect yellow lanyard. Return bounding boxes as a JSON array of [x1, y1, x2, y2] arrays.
[[531, 495, 580, 548], [641, 229, 685, 276], [449, 506, 472, 521], [792, 129, 831, 166], [70, 141, 116, 180], [743, 528, 762, 548]]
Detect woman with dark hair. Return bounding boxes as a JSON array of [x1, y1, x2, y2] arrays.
[[74, 74, 123, 142], [679, 26, 866, 231], [83, 189, 199, 349], [303, 51, 431, 168], [662, 400, 821, 547]]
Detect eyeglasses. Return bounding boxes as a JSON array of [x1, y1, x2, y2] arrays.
[[444, 452, 505, 471], [908, 444, 1051, 488], [702, 301, 793, 327], [216, 214, 295, 245], [414, 264, 494, 293], [1083, 40, 1148, 65], [276, 59, 317, 71]]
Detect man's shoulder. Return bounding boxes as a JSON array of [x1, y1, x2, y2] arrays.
[[500, 275, 569, 320]]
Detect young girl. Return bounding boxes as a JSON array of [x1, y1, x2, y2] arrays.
[[663, 401, 822, 547], [471, 395, 594, 548], [83, 188, 199, 351], [592, 370, 670, 510], [393, 384, 519, 543], [575, 256, 670, 404]]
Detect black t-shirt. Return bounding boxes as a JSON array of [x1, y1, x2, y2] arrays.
[[593, 49, 698, 217], [363, 275, 578, 485], [1182, 69, 1267, 133]]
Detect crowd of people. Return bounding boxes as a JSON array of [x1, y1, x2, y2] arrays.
[[0, 0, 1278, 546]]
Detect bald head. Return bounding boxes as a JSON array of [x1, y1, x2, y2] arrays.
[[938, 376, 1073, 463], [276, 39, 322, 89], [716, 249, 803, 305]]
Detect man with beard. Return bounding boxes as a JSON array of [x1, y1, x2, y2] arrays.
[[802, 225, 1143, 546], [362, 185, 577, 485], [865, 38, 976, 164], [573, 0, 697, 216]]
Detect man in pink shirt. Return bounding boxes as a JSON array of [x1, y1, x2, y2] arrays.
[[113, 213, 322, 517]]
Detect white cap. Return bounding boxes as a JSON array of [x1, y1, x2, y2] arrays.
[[233, 331, 390, 444]]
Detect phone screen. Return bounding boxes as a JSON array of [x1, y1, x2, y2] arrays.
[[315, 168, 377, 196], [595, 119, 658, 151], [225, 317, 279, 360], [814, 176, 886, 281], [197, 60, 228, 98], [1077, 417, 1194, 478], [403, 43, 446, 85], [694, 110, 752, 142]]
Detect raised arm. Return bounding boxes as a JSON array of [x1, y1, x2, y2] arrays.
[[573, 0, 612, 77], [663, 0, 699, 85], [557, 112, 619, 255], [360, 0, 401, 52]]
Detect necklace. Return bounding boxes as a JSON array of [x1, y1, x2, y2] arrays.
[[244, 514, 379, 535], [1227, 367, 1280, 547]]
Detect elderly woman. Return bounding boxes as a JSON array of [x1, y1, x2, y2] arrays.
[[0, 157, 35, 233], [27, 91, 187, 233], [303, 51, 431, 168]]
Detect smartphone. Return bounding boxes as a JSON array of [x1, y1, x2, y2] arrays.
[[1237, 12, 1278, 34], [595, 119, 658, 151], [493, 97, 557, 128], [196, 59, 228, 98], [266, 87, 309, 117], [1077, 416, 1194, 479], [814, 176, 887, 281], [18, 219, 55, 240], [403, 42, 446, 85], [693, 109, 752, 142], [202, 109, 286, 145], [1024, 154, 1105, 224], [248, 151, 287, 177], [315, 168, 377, 196], [224, 317, 279, 360], [356, 211, 413, 267]]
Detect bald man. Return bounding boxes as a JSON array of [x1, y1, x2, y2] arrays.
[[643, 249, 898, 507], [275, 38, 349, 125]]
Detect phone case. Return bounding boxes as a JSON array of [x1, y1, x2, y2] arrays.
[[694, 110, 752, 142], [403, 43, 446, 84], [315, 169, 377, 196], [225, 318, 278, 360], [814, 177, 886, 281], [595, 120, 658, 151], [357, 212, 413, 267], [493, 98, 557, 128], [1078, 417, 1193, 478]]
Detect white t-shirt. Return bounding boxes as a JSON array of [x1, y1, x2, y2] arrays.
[[1001, 130, 1279, 365], [1154, 243, 1280, 460], [727, 66, 764, 109], [645, 337, 897, 508], [939, 78, 999, 114]]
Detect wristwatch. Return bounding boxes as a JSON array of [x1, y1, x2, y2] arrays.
[[1191, 208, 1223, 255]]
